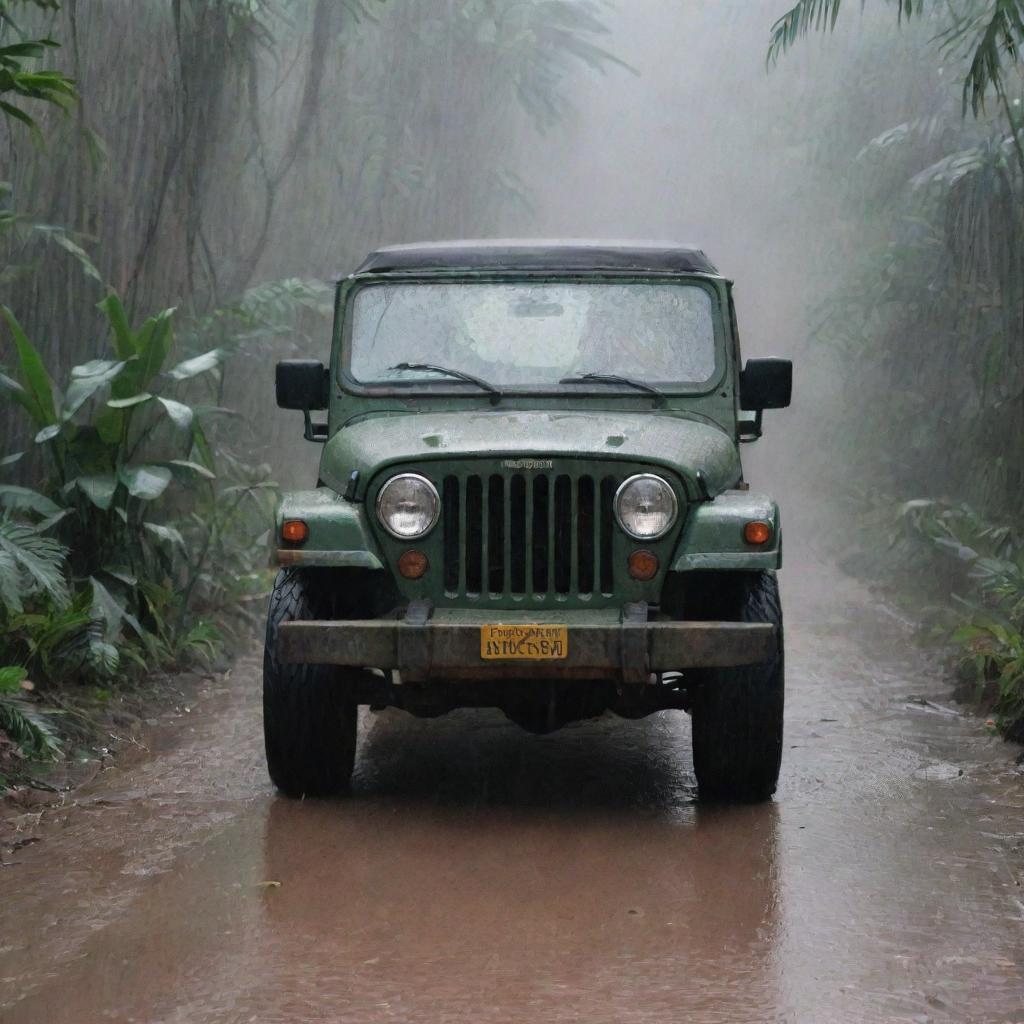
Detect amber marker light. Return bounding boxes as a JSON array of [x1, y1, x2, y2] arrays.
[[627, 549, 659, 581], [398, 549, 429, 580], [281, 519, 309, 545], [744, 520, 772, 545]]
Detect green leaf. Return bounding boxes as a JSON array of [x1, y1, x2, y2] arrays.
[[0, 370, 27, 401], [0, 520, 69, 611], [0, 100, 38, 133], [168, 459, 215, 480], [0, 452, 24, 469], [144, 522, 185, 547], [89, 575, 125, 642], [933, 537, 980, 562], [98, 294, 135, 360], [34, 423, 60, 443], [103, 569, 137, 587], [107, 392, 153, 409], [191, 419, 216, 473], [94, 405, 125, 445], [72, 358, 127, 378], [0, 665, 27, 694], [167, 349, 223, 381], [0, 484, 61, 516], [133, 309, 175, 388], [63, 358, 127, 418], [49, 231, 102, 284], [0, 42, 49, 59], [157, 397, 193, 430], [0, 695, 62, 759], [35, 508, 71, 533], [119, 464, 172, 501], [1, 306, 56, 426], [0, 549, 19, 612], [952, 625, 990, 644], [76, 473, 118, 511]]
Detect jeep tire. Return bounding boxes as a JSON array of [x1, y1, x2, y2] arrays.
[[263, 568, 358, 797], [690, 570, 784, 803]]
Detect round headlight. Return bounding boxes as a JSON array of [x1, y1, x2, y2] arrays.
[[376, 473, 440, 539], [614, 474, 678, 540]]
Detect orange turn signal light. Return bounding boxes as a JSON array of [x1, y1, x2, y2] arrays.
[[744, 520, 772, 545], [398, 549, 429, 579], [281, 519, 309, 545], [627, 549, 659, 581]]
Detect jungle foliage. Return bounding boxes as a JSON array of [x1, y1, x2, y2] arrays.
[[0, 296, 277, 768], [770, 0, 1024, 735], [901, 501, 1024, 739], [0, 0, 76, 138], [0, 0, 623, 772]]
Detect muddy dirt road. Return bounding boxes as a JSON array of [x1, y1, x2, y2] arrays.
[[2, 552, 1023, 1024]]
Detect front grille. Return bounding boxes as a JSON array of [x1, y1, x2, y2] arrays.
[[442, 471, 618, 600]]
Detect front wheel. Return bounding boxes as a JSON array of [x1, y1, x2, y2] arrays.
[[263, 568, 358, 798], [689, 571, 784, 803]]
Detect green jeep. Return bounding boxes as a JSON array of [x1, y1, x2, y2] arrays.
[[265, 241, 792, 802]]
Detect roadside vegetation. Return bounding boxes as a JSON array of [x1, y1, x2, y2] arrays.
[[7, 0, 1019, 775], [0, 0, 625, 784], [770, 0, 1024, 738], [0, 294, 279, 778]]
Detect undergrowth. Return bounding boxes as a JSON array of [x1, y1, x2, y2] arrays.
[[0, 295, 278, 784], [845, 493, 1024, 742]]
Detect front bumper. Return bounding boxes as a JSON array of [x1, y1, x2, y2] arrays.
[[277, 616, 775, 682]]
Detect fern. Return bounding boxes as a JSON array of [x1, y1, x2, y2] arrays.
[[0, 695, 62, 759], [0, 519, 69, 615], [903, 501, 1024, 738], [0, 665, 62, 760], [177, 620, 223, 664]]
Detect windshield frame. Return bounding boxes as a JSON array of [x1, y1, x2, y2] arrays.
[[335, 271, 728, 400]]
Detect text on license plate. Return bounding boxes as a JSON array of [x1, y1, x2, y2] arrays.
[[480, 624, 568, 660]]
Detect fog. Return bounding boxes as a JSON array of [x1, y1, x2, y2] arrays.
[[3, 0, 1020, 592], [5, 8, 1024, 1020], [493, 0, 858, 493], [523, 1, 815, 353]]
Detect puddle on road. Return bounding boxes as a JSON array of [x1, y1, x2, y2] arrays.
[[1, 564, 1023, 1023]]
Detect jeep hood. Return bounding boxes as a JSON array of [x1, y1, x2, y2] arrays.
[[321, 411, 741, 500]]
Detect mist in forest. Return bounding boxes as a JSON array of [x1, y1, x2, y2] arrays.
[[1, 0, 853, 489], [4, 0, 1019, 544]]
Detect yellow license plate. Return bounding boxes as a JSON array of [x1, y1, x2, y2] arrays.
[[480, 624, 568, 660]]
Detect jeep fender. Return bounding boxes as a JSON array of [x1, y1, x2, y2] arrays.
[[671, 490, 781, 572], [275, 489, 384, 569]]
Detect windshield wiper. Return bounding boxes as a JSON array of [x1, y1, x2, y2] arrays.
[[559, 372, 666, 407], [389, 362, 502, 404]]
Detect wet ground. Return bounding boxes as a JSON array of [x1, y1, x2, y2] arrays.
[[1, 553, 1023, 1024]]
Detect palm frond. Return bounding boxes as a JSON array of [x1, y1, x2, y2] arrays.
[[768, 0, 921, 65], [768, 0, 846, 65], [855, 116, 946, 161], [0, 694, 62, 760], [0, 519, 69, 614], [940, 0, 1024, 115]]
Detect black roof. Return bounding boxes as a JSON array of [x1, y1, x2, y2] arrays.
[[353, 239, 719, 276]]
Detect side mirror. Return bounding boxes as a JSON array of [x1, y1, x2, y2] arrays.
[[276, 360, 329, 411], [740, 358, 792, 411]]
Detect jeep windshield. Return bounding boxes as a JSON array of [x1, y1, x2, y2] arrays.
[[347, 280, 717, 390]]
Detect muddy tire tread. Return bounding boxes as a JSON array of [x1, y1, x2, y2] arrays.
[[263, 568, 357, 798], [691, 571, 784, 803]]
